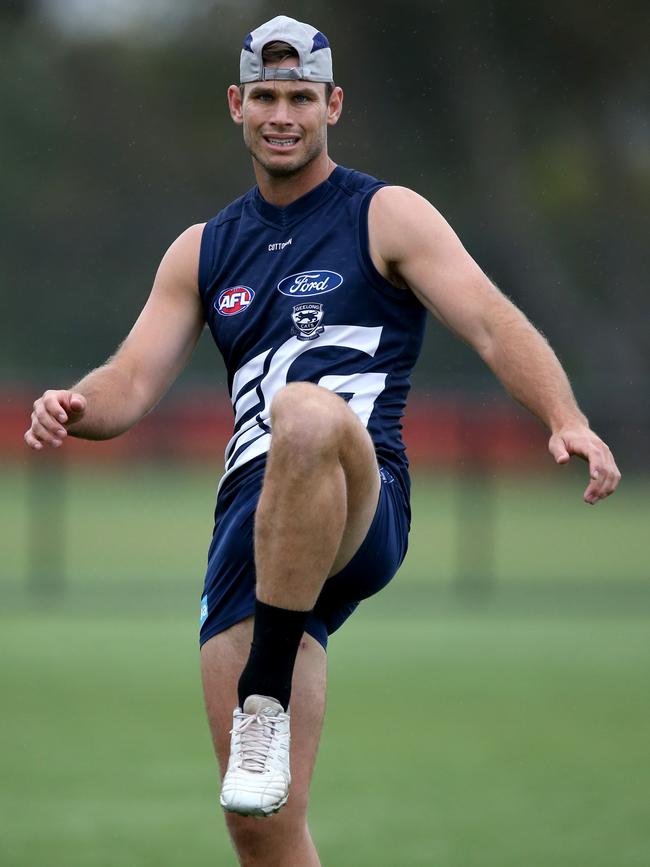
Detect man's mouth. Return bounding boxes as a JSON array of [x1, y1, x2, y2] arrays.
[[264, 136, 299, 148]]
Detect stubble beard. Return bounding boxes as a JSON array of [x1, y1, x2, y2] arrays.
[[245, 126, 327, 179]]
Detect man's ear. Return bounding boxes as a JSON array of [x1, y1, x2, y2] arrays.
[[327, 86, 344, 126], [228, 84, 244, 125]]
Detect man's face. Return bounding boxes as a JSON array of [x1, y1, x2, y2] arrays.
[[228, 58, 342, 178]]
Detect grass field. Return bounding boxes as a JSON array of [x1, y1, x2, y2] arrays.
[[1, 461, 649, 866]]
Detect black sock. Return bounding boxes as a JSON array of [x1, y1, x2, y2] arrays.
[[237, 599, 309, 711]]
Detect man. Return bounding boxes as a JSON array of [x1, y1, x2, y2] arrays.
[[25, 14, 621, 867]]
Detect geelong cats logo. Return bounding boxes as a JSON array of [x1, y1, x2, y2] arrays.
[[216, 286, 255, 316], [291, 303, 325, 340]]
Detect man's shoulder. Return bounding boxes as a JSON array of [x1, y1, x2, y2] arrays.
[[333, 170, 430, 222], [206, 187, 256, 229], [368, 185, 438, 230], [330, 165, 387, 197]]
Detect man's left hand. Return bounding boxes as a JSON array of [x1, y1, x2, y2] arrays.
[[548, 428, 621, 505]]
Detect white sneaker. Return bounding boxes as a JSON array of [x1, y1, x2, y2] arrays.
[[220, 695, 291, 817]]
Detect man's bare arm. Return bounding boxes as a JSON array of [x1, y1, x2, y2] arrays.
[[25, 223, 206, 449], [368, 186, 621, 504]]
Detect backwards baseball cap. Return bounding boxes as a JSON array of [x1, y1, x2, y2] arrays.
[[240, 15, 333, 84]]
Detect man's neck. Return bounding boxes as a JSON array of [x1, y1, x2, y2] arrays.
[[254, 154, 337, 208]]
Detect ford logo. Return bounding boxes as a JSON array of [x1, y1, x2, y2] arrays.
[[277, 270, 343, 297]]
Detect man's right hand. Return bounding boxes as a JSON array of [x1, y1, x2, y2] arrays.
[[24, 390, 87, 450]]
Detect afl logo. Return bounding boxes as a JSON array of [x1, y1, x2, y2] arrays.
[[277, 270, 343, 297], [216, 286, 255, 316]]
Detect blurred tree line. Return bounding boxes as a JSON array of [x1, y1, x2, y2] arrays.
[[1, 0, 648, 456]]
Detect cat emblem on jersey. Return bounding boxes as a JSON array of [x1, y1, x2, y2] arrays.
[[291, 303, 325, 341]]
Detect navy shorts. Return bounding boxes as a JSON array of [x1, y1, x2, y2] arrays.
[[199, 457, 410, 650]]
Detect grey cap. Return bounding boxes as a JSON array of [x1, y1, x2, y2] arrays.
[[240, 15, 333, 84]]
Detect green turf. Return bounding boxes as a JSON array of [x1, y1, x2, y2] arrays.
[[1, 612, 649, 866], [1, 461, 649, 865]]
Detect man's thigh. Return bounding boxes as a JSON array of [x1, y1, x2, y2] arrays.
[[200, 617, 327, 819], [270, 383, 381, 576]]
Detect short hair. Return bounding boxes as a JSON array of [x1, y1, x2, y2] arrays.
[[241, 40, 335, 102], [262, 40, 299, 65]]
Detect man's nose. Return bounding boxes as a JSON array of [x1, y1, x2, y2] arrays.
[[269, 98, 294, 126]]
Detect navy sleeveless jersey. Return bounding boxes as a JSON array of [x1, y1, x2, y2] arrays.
[[198, 165, 427, 502]]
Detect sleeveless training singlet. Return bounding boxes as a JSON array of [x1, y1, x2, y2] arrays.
[[198, 165, 427, 502]]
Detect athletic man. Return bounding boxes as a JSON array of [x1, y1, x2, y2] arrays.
[[25, 15, 621, 867]]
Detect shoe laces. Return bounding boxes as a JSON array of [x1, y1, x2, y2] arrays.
[[231, 711, 283, 773]]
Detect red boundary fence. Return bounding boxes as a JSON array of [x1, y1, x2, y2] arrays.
[[1, 388, 547, 468]]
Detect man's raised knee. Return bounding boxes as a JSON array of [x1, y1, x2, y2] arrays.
[[270, 383, 349, 458]]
